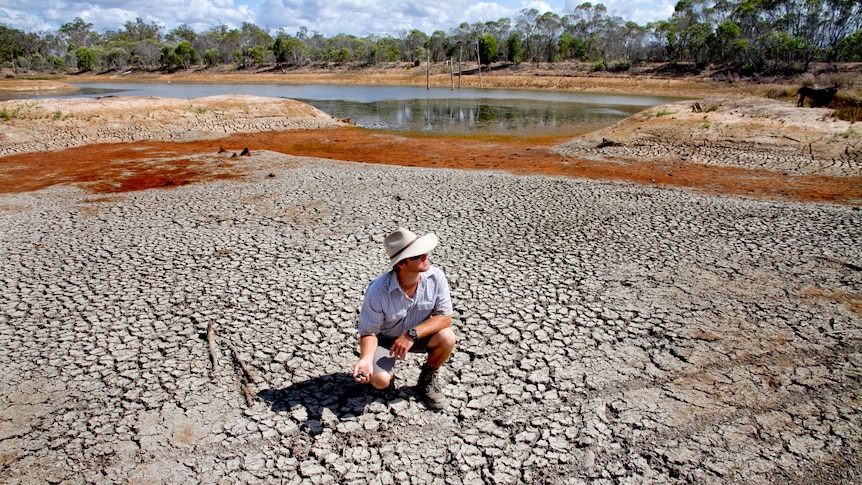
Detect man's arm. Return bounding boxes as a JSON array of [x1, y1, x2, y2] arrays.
[[389, 314, 452, 359], [353, 334, 378, 383], [413, 314, 452, 339]]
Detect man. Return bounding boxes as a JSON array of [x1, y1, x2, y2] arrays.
[[352, 227, 456, 409]]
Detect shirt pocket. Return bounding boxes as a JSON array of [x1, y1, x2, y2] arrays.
[[385, 308, 409, 326], [417, 301, 434, 312]]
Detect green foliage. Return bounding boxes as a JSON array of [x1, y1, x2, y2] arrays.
[[75, 47, 95, 71], [558, 32, 587, 61], [0, 101, 39, 121], [836, 29, 862, 62], [174, 41, 199, 69], [160, 45, 179, 68], [611, 59, 632, 72], [477, 34, 498, 65], [247, 45, 265, 66], [0, 26, 25, 63], [106, 47, 130, 70], [203, 49, 220, 67], [2, 1, 862, 74], [272, 37, 287, 63], [506, 32, 524, 64]]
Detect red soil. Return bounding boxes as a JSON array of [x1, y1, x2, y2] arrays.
[[1, 126, 860, 205]]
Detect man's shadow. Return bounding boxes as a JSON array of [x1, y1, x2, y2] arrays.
[[258, 372, 400, 434]]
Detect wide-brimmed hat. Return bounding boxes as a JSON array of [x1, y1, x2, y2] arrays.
[[384, 227, 438, 266]]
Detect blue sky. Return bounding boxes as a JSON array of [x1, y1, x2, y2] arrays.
[[2, 0, 677, 37]]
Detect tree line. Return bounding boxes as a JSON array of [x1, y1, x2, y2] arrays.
[[1, 0, 860, 76]]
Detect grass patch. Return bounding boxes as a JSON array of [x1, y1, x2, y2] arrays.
[[0, 101, 40, 121], [831, 91, 862, 123], [702, 102, 721, 113], [655, 108, 677, 117]]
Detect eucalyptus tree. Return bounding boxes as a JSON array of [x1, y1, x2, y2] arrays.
[[399, 29, 429, 64], [515, 8, 541, 62], [168, 24, 197, 44], [820, 0, 862, 60], [120, 18, 164, 43], [564, 3, 615, 62], [428, 30, 450, 62], [370, 37, 401, 63], [58, 17, 98, 50], [0, 26, 26, 66], [662, 0, 716, 65], [534, 11, 564, 61], [477, 33, 499, 64], [482, 18, 512, 61], [506, 31, 525, 63], [236, 22, 273, 66], [324, 33, 362, 63]]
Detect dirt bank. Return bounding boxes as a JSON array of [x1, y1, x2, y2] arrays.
[[2, 62, 792, 98], [0, 78, 860, 204]]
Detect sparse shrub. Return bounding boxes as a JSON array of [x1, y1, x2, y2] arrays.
[[796, 73, 816, 87], [766, 86, 798, 99], [831, 91, 862, 122], [611, 59, 631, 72], [592, 61, 605, 72], [0, 101, 38, 121]]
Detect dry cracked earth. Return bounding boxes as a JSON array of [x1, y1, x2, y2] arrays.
[[0, 92, 860, 484]]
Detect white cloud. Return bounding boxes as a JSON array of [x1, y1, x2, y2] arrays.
[[4, 0, 676, 36]]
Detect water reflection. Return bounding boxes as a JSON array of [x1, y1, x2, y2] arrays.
[[302, 97, 641, 136], [3, 82, 682, 137]]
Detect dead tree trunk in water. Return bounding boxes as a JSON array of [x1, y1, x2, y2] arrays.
[[476, 38, 482, 89]]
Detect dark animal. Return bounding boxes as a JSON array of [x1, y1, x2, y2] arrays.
[[797, 86, 837, 108]]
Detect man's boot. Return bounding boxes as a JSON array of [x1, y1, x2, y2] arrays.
[[416, 364, 447, 409]]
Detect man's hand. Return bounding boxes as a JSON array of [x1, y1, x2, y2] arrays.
[[389, 334, 414, 360], [353, 359, 373, 383]]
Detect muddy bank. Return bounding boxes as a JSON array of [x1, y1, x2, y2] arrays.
[[0, 95, 345, 155], [554, 97, 862, 178], [1, 94, 860, 205]]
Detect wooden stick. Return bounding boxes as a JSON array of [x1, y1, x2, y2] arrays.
[[227, 342, 256, 384], [241, 382, 255, 407], [206, 321, 219, 370]]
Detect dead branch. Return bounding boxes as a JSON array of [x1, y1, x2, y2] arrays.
[[241, 382, 255, 407], [226, 342, 257, 384], [206, 321, 219, 371]]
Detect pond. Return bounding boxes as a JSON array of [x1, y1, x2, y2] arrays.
[[16, 83, 686, 137]]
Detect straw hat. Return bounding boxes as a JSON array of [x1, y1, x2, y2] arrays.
[[384, 228, 438, 266]]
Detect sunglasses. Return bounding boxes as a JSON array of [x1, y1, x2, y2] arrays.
[[408, 253, 427, 261]]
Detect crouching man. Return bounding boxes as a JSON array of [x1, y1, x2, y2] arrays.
[[352, 227, 456, 409]]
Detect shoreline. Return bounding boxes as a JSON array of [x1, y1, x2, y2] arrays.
[[1, 72, 860, 205], [2, 62, 787, 99]]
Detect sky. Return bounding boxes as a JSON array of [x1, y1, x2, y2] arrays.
[[2, 0, 678, 37]]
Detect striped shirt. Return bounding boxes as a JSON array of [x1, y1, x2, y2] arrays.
[[358, 266, 453, 338]]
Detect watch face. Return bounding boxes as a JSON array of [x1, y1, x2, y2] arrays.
[[409, 329, 418, 339]]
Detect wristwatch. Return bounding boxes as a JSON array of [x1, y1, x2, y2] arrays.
[[407, 328, 419, 341]]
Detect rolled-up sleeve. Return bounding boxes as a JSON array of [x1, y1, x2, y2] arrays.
[[358, 274, 388, 336], [431, 270, 453, 317]]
